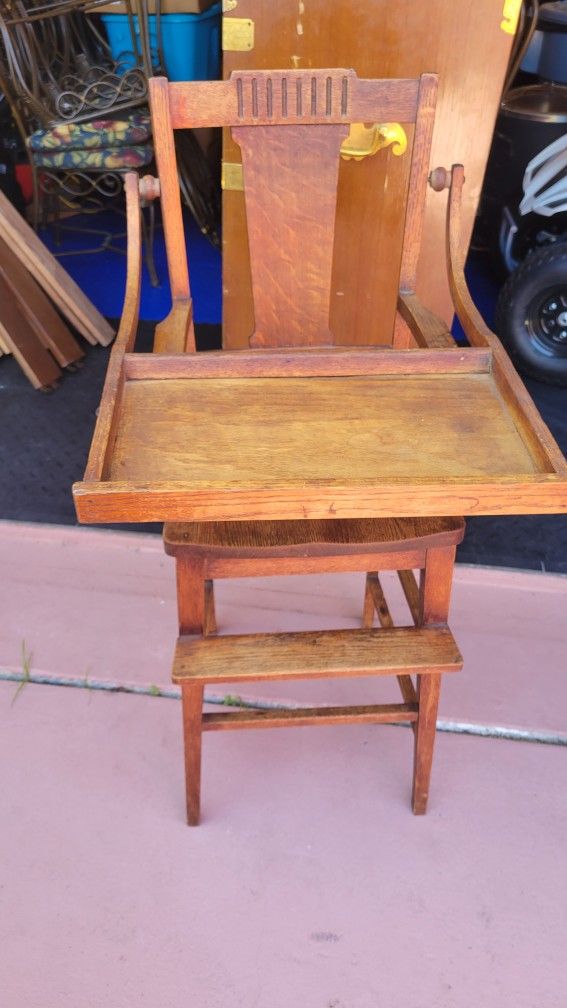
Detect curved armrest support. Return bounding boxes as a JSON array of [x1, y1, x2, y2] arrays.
[[116, 172, 143, 354], [447, 165, 500, 350], [82, 173, 141, 481], [154, 298, 195, 353], [447, 164, 566, 473], [397, 292, 455, 348]]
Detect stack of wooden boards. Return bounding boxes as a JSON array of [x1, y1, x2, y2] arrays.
[[0, 190, 114, 389]]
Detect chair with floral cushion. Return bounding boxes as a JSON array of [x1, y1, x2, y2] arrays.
[[0, 0, 158, 281]]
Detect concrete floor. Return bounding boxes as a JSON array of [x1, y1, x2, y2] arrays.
[[1, 521, 566, 1007]]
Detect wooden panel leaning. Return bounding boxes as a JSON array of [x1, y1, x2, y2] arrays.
[[0, 273, 61, 390], [0, 237, 84, 371], [0, 189, 114, 348]]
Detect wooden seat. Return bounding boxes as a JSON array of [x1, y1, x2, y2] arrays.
[[164, 517, 465, 558], [74, 68, 567, 823]]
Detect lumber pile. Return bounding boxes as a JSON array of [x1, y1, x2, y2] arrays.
[[0, 190, 115, 390]]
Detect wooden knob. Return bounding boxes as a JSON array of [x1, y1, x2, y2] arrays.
[[139, 175, 160, 201], [428, 167, 451, 192]]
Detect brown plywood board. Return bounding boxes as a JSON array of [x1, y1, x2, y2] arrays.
[[0, 190, 114, 348]]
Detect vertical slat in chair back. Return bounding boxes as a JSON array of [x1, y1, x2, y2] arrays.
[[150, 70, 437, 348]]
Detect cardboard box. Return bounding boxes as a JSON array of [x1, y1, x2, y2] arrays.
[[95, 0, 217, 14]]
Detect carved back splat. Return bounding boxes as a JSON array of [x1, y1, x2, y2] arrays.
[[234, 122, 348, 346], [150, 70, 437, 348]]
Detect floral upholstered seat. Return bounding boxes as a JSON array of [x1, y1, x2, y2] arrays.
[[27, 111, 152, 168], [30, 145, 152, 168]]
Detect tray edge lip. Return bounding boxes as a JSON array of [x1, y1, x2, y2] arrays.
[[72, 472, 567, 524]]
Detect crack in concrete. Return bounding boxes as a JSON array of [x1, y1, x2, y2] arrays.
[[1, 668, 566, 746]]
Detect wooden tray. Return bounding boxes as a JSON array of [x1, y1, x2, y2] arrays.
[[73, 346, 567, 522]]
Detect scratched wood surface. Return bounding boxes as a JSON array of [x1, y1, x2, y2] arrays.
[[172, 626, 463, 684], [163, 516, 465, 556], [123, 346, 490, 378], [107, 373, 537, 486]]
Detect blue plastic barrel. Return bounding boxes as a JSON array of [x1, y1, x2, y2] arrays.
[[102, 2, 221, 81]]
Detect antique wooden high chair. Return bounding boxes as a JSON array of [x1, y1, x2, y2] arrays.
[[74, 70, 567, 825], [159, 69, 463, 825]]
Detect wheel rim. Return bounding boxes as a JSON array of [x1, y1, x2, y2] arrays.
[[526, 288, 567, 358]]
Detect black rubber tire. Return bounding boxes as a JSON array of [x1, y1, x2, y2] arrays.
[[495, 243, 567, 386]]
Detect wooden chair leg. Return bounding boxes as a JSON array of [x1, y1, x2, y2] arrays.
[[176, 556, 206, 824], [363, 571, 417, 709], [362, 572, 376, 628], [176, 555, 206, 634], [182, 682, 205, 826], [412, 673, 441, 814], [204, 579, 217, 635], [411, 545, 456, 815]]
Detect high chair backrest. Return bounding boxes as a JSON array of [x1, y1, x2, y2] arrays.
[[149, 70, 438, 349]]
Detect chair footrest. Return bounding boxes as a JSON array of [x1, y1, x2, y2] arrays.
[[203, 702, 419, 731], [172, 626, 462, 684]]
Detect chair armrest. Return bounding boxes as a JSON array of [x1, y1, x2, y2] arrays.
[[446, 164, 501, 351], [397, 292, 455, 348], [116, 172, 143, 354], [136, 173, 195, 352], [154, 299, 195, 353], [82, 172, 141, 481], [445, 164, 567, 474]]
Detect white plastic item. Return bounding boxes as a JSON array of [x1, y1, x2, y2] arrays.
[[520, 131, 567, 216]]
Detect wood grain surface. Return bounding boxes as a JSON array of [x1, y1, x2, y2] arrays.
[[0, 189, 114, 347], [149, 78, 196, 353], [163, 515, 465, 556], [235, 122, 348, 346], [158, 69, 434, 348], [73, 87, 567, 527], [202, 703, 419, 731], [83, 173, 141, 481], [0, 237, 83, 368], [74, 474, 567, 524], [107, 373, 538, 485], [172, 625, 462, 684], [168, 72, 421, 127], [123, 346, 489, 379], [0, 273, 61, 389], [447, 165, 567, 477]]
